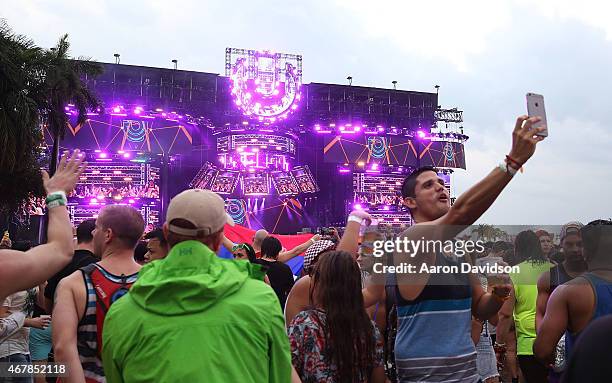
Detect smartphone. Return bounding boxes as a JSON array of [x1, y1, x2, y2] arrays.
[[526, 93, 548, 137]]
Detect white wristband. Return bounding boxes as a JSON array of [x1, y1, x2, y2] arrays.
[[347, 215, 364, 225], [47, 191, 67, 200], [498, 162, 517, 177]]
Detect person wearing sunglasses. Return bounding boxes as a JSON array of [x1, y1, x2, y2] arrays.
[[232, 243, 256, 263]]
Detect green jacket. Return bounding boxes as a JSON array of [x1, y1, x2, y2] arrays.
[[102, 240, 291, 382]]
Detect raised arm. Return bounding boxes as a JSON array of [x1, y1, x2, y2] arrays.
[[278, 235, 320, 263], [337, 210, 371, 257], [394, 116, 545, 300], [221, 233, 236, 253], [0, 150, 86, 301]]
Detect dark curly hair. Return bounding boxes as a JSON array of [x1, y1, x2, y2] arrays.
[[514, 230, 546, 264]]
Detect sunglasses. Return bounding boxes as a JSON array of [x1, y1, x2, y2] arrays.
[[232, 244, 249, 252]]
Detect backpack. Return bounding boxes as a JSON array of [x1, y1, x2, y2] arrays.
[[81, 264, 137, 356]]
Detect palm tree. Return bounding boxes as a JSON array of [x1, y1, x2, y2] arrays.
[[0, 20, 47, 213], [33, 34, 103, 174], [471, 224, 498, 241], [0, 20, 102, 215]]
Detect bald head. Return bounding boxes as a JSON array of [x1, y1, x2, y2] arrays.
[[253, 229, 269, 249]]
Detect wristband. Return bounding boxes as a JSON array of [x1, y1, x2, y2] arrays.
[[47, 191, 67, 201], [498, 162, 517, 177], [347, 215, 364, 225], [505, 155, 522, 170], [45, 191, 68, 209]]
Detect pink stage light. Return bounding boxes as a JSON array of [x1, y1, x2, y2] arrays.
[[99, 153, 107, 158]]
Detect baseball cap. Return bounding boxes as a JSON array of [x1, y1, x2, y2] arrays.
[[561, 222, 583, 241], [166, 189, 234, 236], [303, 240, 336, 272]]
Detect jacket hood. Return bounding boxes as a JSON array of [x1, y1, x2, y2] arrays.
[[129, 240, 265, 316]]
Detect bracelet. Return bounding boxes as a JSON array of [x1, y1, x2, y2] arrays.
[[505, 155, 522, 170], [45, 191, 67, 209], [347, 215, 364, 225]]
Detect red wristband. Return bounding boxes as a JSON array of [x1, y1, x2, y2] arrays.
[[505, 155, 522, 170]]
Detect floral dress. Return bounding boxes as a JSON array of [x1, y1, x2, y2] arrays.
[[288, 309, 384, 383]]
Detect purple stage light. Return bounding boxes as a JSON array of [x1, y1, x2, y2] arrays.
[[123, 153, 131, 159], [417, 130, 426, 138], [128, 199, 135, 204], [134, 108, 141, 115], [314, 124, 321, 131], [383, 205, 390, 211], [112, 106, 121, 113], [99, 153, 107, 158], [339, 168, 350, 173], [354, 203, 363, 210]]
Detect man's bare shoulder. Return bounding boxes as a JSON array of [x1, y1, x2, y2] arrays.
[[56, 269, 86, 294]]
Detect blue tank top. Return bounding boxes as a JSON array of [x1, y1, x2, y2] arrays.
[[565, 273, 612, 359], [393, 252, 479, 383]]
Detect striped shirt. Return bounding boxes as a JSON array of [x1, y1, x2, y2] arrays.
[[394, 252, 479, 383], [77, 264, 138, 383]]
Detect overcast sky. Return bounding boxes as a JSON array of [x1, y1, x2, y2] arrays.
[[4, 0, 610, 224]]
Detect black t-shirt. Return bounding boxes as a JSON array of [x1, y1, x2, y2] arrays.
[[44, 249, 98, 303], [254, 258, 295, 309]]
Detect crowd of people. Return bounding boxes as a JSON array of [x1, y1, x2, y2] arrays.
[[72, 183, 160, 200], [1, 115, 611, 383]]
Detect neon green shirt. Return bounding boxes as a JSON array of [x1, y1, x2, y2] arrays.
[[510, 260, 552, 355]]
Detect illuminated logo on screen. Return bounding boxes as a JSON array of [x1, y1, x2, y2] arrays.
[[229, 49, 302, 122], [121, 120, 147, 143], [443, 142, 455, 161], [367, 137, 388, 159]]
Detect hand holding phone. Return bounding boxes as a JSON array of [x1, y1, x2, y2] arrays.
[[526, 93, 548, 137]]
